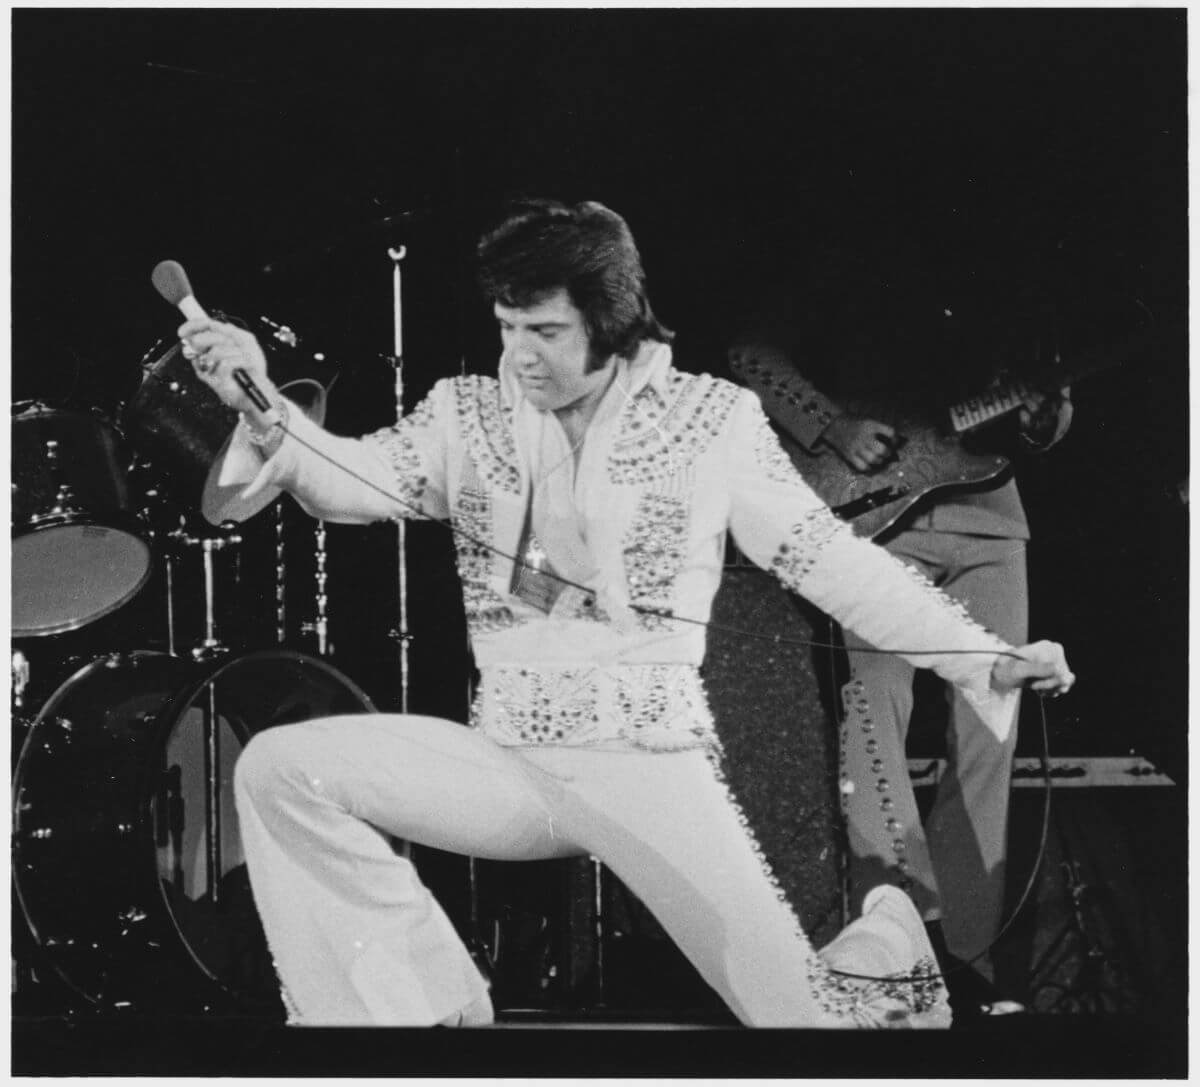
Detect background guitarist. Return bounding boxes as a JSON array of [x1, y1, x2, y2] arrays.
[[728, 251, 1073, 1019]]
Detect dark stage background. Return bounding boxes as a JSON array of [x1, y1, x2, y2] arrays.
[[7, 8, 1190, 1070], [13, 7, 1188, 772], [8, 10, 1189, 1065]]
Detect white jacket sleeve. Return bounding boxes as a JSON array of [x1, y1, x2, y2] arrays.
[[223, 379, 454, 525], [725, 390, 1020, 740]]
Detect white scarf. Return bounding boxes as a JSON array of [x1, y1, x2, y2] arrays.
[[499, 339, 673, 610]]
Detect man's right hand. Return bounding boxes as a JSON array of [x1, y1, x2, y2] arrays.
[[820, 415, 901, 473], [178, 316, 280, 418]]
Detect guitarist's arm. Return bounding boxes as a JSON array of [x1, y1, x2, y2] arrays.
[[729, 337, 899, 473], [729, 339, 842, 449]]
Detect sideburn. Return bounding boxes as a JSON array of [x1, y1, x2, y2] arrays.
[[585, 345, 612, 374]]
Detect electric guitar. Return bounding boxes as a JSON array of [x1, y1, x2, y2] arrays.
[[734, 328, 1152, 540]]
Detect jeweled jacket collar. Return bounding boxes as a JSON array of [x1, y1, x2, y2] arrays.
[[497, 338, 674, 414]]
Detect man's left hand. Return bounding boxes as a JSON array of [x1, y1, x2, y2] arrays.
[[1018, 387, 1073, 449], [991, 640, 1075, 697]]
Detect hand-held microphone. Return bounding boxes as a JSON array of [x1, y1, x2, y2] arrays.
[[150, 259, 272, 413], [151, 259, 207, 321]]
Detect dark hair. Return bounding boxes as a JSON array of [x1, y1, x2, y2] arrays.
[[477, 198, 674, 367]]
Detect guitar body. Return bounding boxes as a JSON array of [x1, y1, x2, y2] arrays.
[[777, 424, 1011, 540], [734, 344, 1020, 539]]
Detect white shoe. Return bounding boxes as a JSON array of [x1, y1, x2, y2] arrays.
[[859, 885, 952, 1029]]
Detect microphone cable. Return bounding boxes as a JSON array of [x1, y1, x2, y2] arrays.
[[251, 406, 1066, 988], [260, 413, 1041, 665]]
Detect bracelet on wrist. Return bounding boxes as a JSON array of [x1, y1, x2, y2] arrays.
[[239, 401, 289, 454]]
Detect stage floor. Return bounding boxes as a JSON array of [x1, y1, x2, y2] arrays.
[[12, 1008, 1186, 1077]]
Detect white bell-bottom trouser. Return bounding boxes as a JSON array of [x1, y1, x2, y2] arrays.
[[233, 713, 949, 1028]]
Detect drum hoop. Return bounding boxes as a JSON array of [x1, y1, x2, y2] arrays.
[[12, 401, 128, 440], [14, 649, 375, 779], [157, 649, 378, 722], [142, 649, 376, 994], [11, 650, 189, 1001], [12, 402, 107, 421], [13, 508, 150, 537]]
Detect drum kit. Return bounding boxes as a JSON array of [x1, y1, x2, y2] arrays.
[[11, 314, 377, 1017]]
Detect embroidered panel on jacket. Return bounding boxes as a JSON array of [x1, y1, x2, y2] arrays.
[[367, 394, 437, 510], [453, 375, 521, 495], [452, 460, 519, 635], [608, 373, 742, 485], [751, 407, 816, 488], [622, 481, 693, 629], [768, 507, 851, 590]]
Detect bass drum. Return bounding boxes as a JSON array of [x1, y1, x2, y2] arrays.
[[12, 649, 375, 1014]]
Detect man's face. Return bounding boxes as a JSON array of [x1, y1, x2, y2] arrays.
[[495, 289, 611, 413]]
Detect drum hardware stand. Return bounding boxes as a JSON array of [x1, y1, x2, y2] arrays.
[[271, 463, 331, 657], [274, 502, 288, 646], [229, 519, 244, 609], [384, 244, 413, 714], [591, 858, 607, 1006], [299, 520, 331, 656], [43, 438, 77, 518], [163, 527, 179, 657], [168, 526, 242, 661], [130, 458, 174, 653], [168, 525, 242, 906]]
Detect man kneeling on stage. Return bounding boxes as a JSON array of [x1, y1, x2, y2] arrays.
[[178, 197, 1074, 1028]]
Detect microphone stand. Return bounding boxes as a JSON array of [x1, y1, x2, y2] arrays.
[[387, 244, 411, 713]]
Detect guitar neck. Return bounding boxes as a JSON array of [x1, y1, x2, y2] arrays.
[[737, 317, 1153, 446], [947, 380, 1033, 433], [948, 323, 1154, 434]]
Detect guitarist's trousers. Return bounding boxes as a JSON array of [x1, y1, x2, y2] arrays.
[[840, 528, 1027, 977]]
